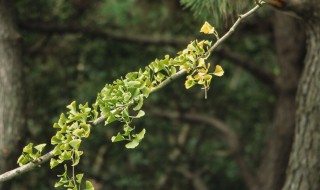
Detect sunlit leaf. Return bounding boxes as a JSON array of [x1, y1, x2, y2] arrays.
[[50, 158, 60, 169], [111, 133, 125, 142], [34, 143, 46, 153], [185, 79, 196, 89], [85, 180, 94, 190], [76, 173, 84, 184], [136, 129, 146, 141], [213, 65, 224, 76], [135, 110, 145, 118], [200, 21, 215, 34], [69, 139, 81, 149], [66, 101, 77, 115], [23, 143, 33, 154], [125, 139, 140, 149]]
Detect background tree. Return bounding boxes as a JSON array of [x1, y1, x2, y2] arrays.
[[0, 0, 318, 190], [0, 1, 25, 189]]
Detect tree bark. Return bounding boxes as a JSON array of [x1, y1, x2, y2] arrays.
[[258, 12, 305, 190], [0, 0, 24, 185], [282, 19, 320, 190]]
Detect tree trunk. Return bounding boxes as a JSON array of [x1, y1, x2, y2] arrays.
[[0, 0, 24, 183], [282, 19, 320, 190], [258, 12, 305, 190]]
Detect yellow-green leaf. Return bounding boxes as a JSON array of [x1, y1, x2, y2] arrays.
[[50, 158, 60, 169], [200, 21, 215, 34], [85, 180, 94, 190], [69, 139, 81, 149], [125, 139, 139, 149], [111, 133, 125, 142], [213, 65, 224, 76], [23, 143, 33, 154], [34, 143, 46, 153], [185, 79, 195, 89]]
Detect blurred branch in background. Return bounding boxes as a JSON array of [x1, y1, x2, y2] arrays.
[[216, 47, 276, 87], [19, 20, 275, 88], [150, 109, 260, 190], [18, 21, 186, 47]]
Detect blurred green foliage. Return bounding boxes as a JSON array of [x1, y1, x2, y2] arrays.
[[9, 0, 277, 189]]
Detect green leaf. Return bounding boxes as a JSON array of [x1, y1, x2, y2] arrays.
[[53, 146, 62, 156], [85, 180, 94, 190], [155, 72, 166, 82], [123, 125, 134, 136], [80, 123, 90, 138], [126, 72, 138, 80], [50, 158, 60, 169], [72, 150, 82, 166], [34, 143, 46, 153], [105, 115, 117, 125], [73, 128, 84, 137], [133, 95, 144, 111], [65, 180, 75, 188], [23, 143, 33, 154], [79, 103, 91, 113], [101, 107, 110, 117], [76, 173, 84, 184], [58, 113, 67, 126], [185, 79, 196, 89], [170, 67, 177, 75], [55, 180, 67, 188], [17, 155, 30, 166], [111, 133, 125, 142], [125, 139, 140, 149], [51, 133, 64, 145], [29, 152, 40, 159], [69, 139, 81, 149], [60, 150, 72, 161], [53, 123, 61, 129], [136, 129, 146, 141], [127, 81, 141, 88], [133, 110, 145, 118], [69, 122, 79, 131], [17, 155, 24, 166], [67, 101, 77, 115], [141, 87, 150, 98]]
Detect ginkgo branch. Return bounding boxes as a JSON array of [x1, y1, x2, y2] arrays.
[[0, 2, 263, 184]]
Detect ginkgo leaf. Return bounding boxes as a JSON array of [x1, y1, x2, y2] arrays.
[[85, 180, 94, 190], [197, 58, 206, 68], [200, 21, 215, 34], [213, 65, 224, 76], [185, 79, 196, 89], [125, 139, 140, 149], [34, 143, 46, 153]]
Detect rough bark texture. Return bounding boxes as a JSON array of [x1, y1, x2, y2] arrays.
[[0, 0, 24, 181], [282, 20, 320, 190], [258, 12, 305, 190]]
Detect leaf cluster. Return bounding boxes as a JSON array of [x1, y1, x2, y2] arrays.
[[17, 22, 224, 190]]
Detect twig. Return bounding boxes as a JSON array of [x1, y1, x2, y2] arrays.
[[208, 3, 263, 55], [0, 3, 263, 183]]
